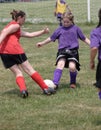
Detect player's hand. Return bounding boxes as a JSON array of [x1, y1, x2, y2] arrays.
[[90, 61, 95, 70], [36, 42, 43, 48], [43, 27, 49, 34]]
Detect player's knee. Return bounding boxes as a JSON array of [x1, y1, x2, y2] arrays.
[[57, 60, 65, 69], [69, 62, 76, 72]]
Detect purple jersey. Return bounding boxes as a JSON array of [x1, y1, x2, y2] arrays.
[[50, 25, 86, 50], [90, 27, 101, 60]]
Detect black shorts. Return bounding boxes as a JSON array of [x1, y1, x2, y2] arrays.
[[95, 61, 101, 88], [56, 48, 80, 71], [0, 53, 27, 68]]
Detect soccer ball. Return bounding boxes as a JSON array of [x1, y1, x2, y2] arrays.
[[44, 79, 56, 89]]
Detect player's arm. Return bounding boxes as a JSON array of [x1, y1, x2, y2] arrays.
[[21, 27, 49, 38], [83, 37, 90, 45], [90, 47, 98, 69], [36, 37, 52, 47], [0, 24, 20, 44], [77, 27, 90, 45]]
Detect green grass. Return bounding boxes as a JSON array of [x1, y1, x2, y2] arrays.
[[0, 1, 101, 130], [0, 22, 101, 130]]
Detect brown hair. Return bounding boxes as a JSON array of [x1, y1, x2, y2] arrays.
[[62, 7, 74, 23], [97, 8, 101, 27], [10, 9, 26, 21]]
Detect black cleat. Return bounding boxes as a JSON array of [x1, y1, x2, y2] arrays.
[[21, 90, 28, 98], [43, 87, 56, 95], [54, 85, 58, 90], [93, 82, 96, 86]]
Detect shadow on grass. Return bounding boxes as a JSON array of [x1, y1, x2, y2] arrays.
[[2, 88, 45, 98], [94, 120, 101, 126], [92, 115, 101, 126], [2, 88, 20, 97], [2, 83, 81, 98], [58, 82, 81, 90]]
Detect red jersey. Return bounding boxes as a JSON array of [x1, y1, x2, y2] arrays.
[[0, 21, 24, 54]]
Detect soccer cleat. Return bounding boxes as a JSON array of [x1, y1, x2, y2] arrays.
[[70, 84, 76, 89], [21, 90, 28, 98], [43, 87, 56, 95], [93, 82, 96, 86], [54, 85, 58, 90]]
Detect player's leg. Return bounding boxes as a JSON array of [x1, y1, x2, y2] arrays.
[[69, 61, 77, 88], [58, 18, 62, 26], [10, 65, 28, 98], [53, 58, 66, 89], [58, 17, 62, 26], [21, 60, 56, 95], [95, 61, 101, 99]]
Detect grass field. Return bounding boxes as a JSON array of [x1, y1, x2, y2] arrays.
[[0, 22, 101, 130], [0, 0, 101, 129], [0, 0, 101, 23]]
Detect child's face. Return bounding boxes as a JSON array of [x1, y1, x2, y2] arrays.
[[17, 15, 26, 25], [62, 17, 73, 27]]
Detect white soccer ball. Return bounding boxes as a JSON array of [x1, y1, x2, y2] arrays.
[[44, 79, 56, 89]]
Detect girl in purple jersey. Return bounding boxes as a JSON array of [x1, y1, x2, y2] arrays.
[[36, 11, 90, 90], [90, 8, 101, 99]]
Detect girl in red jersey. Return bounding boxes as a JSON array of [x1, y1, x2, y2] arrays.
[[0, 10, 56, 98]]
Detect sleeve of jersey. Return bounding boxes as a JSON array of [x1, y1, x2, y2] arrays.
[[77, 26, 86, 40], [90, 30, 99, 48], [50, 28, 60, 42]]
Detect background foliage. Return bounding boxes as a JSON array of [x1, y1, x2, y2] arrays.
[[0, 0, 101, 23]]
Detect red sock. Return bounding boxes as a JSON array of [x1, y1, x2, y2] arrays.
[[31, 72, 48, 90], [16, 76, 27, 92]]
